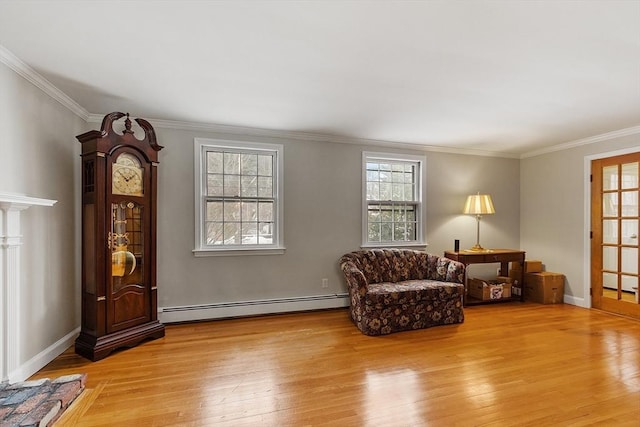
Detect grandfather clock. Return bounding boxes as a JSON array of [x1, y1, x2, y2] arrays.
[[75, 112, 165, 361]]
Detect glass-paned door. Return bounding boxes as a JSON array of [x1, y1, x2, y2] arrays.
[[591, 152, 640, 319]]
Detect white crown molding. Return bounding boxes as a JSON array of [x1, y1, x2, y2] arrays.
[[87, 113, 520, 159], [0, 44, 90, 121], [520, 125, 640, 159], [7, 42, 634, 161]]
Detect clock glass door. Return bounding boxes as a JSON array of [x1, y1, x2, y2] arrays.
[[110, 201, 149, 331]]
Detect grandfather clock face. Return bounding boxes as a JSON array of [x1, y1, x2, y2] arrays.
[[112, 153, 144, 196]]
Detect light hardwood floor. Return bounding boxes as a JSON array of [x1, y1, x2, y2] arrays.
[[34, 303, 640, 426]]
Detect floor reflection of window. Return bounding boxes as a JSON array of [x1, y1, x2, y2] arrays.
[[364, 369, 422, 426]]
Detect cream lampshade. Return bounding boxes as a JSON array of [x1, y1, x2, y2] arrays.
[[463, 192, 495, 251]]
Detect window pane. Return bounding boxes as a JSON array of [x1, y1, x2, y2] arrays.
[[207, 152, 223, 174], [206, 201, 223, 221], [206, 222, 224, 245], [242, 201, 257, 222], [207, 174, 223, 196], [258, 222, 273, 244], [406, 207, 416, 221], [241, 176, 258, 197], [241, 153, 258, 175], [368, 223, 381, 242], [368, 205, 380, 223], [258, 155, 273, 176], [392, 183, 404, 201], [381, 223, 393, 241], [603, 193, 617, 217], [367, 182, 380, 201], [223, 175, 240, 197], [394, 222, 407, 240], [404, 184, 415, 201], [602, 272, 617, 289], [223, 222, 241, 245], [603, 246, 618, 271], [380, 206, 392, 222], [367, 170, 379, 182], [622, 219, 638, 244], [621, 247, 638, 274], [407, 222, 416, 240], [258, 201, 273, 222], [224, 201, 241, 221], [242, 222, 258, 245], [621, 162, 638, 189], [603, 219, 618, 244], [380, 183, 392, 200], [393, 205, 405, 222], [603, 165, 618, 190], [258, 177, 273, 198], [224, 152, 240, 174], [621, 190, 638, 216]]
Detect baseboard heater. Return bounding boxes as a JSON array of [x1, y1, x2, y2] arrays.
[[159, 293, 349, 323]]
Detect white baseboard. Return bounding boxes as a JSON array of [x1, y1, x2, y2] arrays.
[[159, 293, 350, 324], [9, 327, 80, 384], [563, 294, 587, 308]]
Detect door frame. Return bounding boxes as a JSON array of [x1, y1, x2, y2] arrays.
[[583, 146, 640, 309]]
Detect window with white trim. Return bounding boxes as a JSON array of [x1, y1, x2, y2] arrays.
[[194, 138, 284, 255], [362, 152, 425, 247]]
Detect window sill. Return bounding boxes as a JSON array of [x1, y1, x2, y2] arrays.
[[193, 247, 286, 257], [360, 242, 428, 250]]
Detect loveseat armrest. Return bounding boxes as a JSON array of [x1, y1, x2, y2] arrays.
[[340, 261, 369, 295], [433, 257, 466, 284]]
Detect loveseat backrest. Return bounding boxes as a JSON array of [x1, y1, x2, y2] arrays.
[[339, 249, 445, 284]]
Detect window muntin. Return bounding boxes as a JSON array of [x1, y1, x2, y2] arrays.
[[194, 139, 284, 255], [363, 153, 424, 246]]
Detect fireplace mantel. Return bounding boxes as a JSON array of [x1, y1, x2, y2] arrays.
[[0, 192, 57, 383]]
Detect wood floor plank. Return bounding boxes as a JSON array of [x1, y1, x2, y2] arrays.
[[31, 303, 640, 426]]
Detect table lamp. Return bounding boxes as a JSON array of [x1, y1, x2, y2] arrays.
[[463, 192, 495, 251]]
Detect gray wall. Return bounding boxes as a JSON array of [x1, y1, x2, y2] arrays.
[[0, 56, 520, 375], [520, 134, 639, 306], [155, 128, 521, 311], [0, 61, 85, 376]]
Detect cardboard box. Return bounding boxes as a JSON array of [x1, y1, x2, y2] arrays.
[[511, 260, 543, 273], [468, 278, 512, 301], [524, 272, 565, 304]]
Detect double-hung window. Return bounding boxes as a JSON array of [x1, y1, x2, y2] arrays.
[[362, 152, 425, 247], [194, 138, 284, 256]]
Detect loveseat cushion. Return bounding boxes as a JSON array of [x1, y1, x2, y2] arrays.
[[365, 280, 462, 306]]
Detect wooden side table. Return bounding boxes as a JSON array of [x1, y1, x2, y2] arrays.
[[444, 249, 525, 306]]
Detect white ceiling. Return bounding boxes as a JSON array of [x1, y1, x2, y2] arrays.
[[0, 0, 639, 156]]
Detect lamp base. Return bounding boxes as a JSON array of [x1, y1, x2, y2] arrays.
[[467, 244, 488, 252]]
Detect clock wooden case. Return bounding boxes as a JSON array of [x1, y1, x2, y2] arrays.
[[75, 112, 165, 361]]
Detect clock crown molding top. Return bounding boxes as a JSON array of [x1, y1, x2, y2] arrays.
[[77, 112, 164, 162]]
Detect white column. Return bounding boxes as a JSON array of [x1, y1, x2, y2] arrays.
[[0, 193, 56, 383]]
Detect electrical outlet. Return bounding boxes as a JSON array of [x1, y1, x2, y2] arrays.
[[321, 278, 329, 288]]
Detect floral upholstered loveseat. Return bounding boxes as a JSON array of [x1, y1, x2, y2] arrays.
[[339, 249, 465, 335]]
